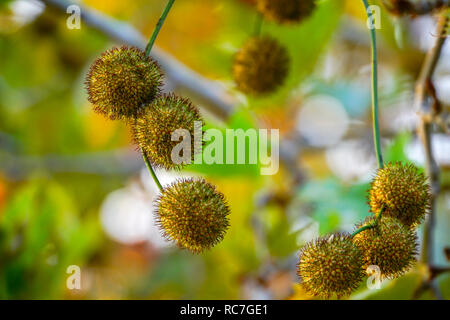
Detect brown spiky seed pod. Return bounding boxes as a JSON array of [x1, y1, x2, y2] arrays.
[[368, 162, 431, 227], [353, 216, 418, 279], [381, 0, 448, 16], [297, 233, 364, 298], [233, 36, 289, 95], [256, 0, 316, 24], [155, 178, 231, 253], [85, 46, 163, 120], [133, 94, 203, 170]]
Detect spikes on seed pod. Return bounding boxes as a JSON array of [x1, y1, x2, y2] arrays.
[[353, 216, 418, 279], [85, 46, 164, 120], [232, 36, 289, 95], [155, 178, 231, 253], [297, 233, 365, 298], [256, 0, 316, 24], [133, 94, 203, 171], [368, 162, 431, 227]]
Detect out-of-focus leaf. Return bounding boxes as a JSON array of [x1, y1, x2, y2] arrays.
[[187, 109, 262, 177], [297, 178, 370, 234]]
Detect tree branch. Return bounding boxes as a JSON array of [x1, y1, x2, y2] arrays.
[[415, 13, 447, 265]]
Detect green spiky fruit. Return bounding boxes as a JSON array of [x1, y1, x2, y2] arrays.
[[233, 36, 289, 95], [85, 46, 163, 120], [353, 216, 418, 279], [368, 162, 431, 227], [381, 0, 448, 15], [155, 179, 230, 253], [256, 0, 316, 24], [297, 233, 364, 298], [133, 94, 203, 170]]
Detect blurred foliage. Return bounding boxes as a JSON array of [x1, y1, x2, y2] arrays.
[[297, 178, 369, 235], [188, 109, 262, 177], [0, 179, 102, 299]]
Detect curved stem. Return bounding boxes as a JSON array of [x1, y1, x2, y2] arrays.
[[141, 0, 176, 192], [362, 0, 384, 169], [145, 0, 176, 56], [419, 14, 447, 264]]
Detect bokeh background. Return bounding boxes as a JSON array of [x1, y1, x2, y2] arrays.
[[0, 0, 449, 299]]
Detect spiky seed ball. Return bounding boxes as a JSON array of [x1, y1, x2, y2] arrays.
[[155, 178, 231, 253], [381, 0, 416, 15], [353, 216, 418, 279], [297, 233, 364, 298], [368, 162, 431, 227], [256, 0, 316, 24], [133, 94, 203, 170], [85, 46, 163, 120], [381, 0, 447, 16], [233, 36, 289, 95]]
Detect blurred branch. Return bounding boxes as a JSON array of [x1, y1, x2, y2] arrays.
[[361, 0, 384, 169], [139, 0, 177, 193], [415, 13, 447, 263], [412, 13, 448, 300]]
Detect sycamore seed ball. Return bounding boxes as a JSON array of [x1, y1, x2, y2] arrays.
[[297, 233, 364, 298], [233, 36, 289, 95], [353, 216, 418, 279], [85, 46, 163, 120], [256, 0, 316, 24], [368, 162, 431, 227], [155, 179, 231, 253], [133, 94, 203, 171]]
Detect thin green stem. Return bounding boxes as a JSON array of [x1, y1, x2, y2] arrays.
[[254, 13, 263, 37], [145, 0, 176, 56], [141, 0, 176, 192], [362, 0, 384, 169]]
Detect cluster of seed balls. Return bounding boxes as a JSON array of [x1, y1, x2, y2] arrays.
[[297, 162, 431, 298], [86, 46, 230, 253], [381, 0, 448, 16], [232, 0, 317, 96]]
